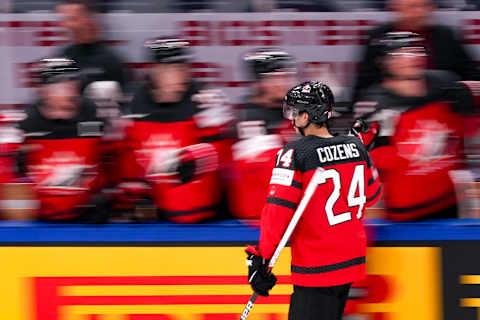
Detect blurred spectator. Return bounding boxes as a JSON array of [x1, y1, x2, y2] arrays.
[[352, 32, 473, 221], [228, 48, 296, 219], [7, 58, 110, 222], [352, 0, 480, 102], [117, 37, 233, 223], [55, 0, 130, 91]]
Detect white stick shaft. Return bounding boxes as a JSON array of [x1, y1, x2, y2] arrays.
[[239, 168, 324, 320], [268, 168, 323, 269]]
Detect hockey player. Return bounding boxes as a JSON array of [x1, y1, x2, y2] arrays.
[[117, 37, 233, 223], [351, 0, 480, 102], [352, 31, 470, 221], [246, 81, 381, 319], [229, 48, 296, 219], [12, 57, 110, 222]]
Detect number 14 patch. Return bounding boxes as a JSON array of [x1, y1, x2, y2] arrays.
[[276, 148, 294, 168]]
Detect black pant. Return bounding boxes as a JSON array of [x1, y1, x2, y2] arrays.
[[288, 283, 352, 320]]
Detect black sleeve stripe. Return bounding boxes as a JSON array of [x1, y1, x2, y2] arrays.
[[367, 186, 382, 202], [292, 256, 365, 274], [368, 177, 376, 186], [292, 180, 302, 189], [266, 197, 297, 210]]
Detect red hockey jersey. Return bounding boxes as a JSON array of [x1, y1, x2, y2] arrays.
[[259, 135, 381, 286], [119, 81, 233, 223], [229, 103, 296, 219], [17, 100, 106, 219], [355, 71, 467, 221]]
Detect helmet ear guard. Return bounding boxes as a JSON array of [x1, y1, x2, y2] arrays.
[[311, 110, 332, 123]]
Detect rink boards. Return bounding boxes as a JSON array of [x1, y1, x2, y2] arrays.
[[0, 220, 478, 320]]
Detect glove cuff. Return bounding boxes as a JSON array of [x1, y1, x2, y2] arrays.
[[245, 245, 261, 256]]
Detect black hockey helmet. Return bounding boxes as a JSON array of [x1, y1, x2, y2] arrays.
[[374, 31, 426, 59], [145, 37, 192, 63], [283, 81, 334, 125], [38, 57, 80, 84], [243, 47, 295, 80]]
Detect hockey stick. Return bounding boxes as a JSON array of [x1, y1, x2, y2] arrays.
[[239, 168, 325, 320]]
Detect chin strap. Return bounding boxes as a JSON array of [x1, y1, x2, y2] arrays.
[[293, 119, 310, 136]]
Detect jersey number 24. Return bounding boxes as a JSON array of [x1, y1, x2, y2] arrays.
[[307, 165, 366, 226]]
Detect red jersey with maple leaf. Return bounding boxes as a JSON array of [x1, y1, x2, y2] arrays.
[[17, 100, 105, 219], [119, 80, 233, 223], [229, 102, 296, 219], [259, 135, 381, 286], [354, 71, 468, 221]]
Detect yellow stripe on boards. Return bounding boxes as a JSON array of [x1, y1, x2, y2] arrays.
[[61, 284, 293, 296], [461, 298, 480, 308], [460, 275, 480, 285], [65, 304, 290, 315]]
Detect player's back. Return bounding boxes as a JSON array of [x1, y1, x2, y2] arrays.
[[298, 135, 375, 285], [263, 134, 381, 286]]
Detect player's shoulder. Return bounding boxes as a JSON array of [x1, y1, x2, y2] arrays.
[[282, 136, 308, 151], [273, 138, 302, 171]]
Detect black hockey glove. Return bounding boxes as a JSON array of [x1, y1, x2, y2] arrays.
[[350, 119, 380, 149], [350, 118, 369, 136], [163, 144, 218, 184], [245, 245, 277, 296]]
